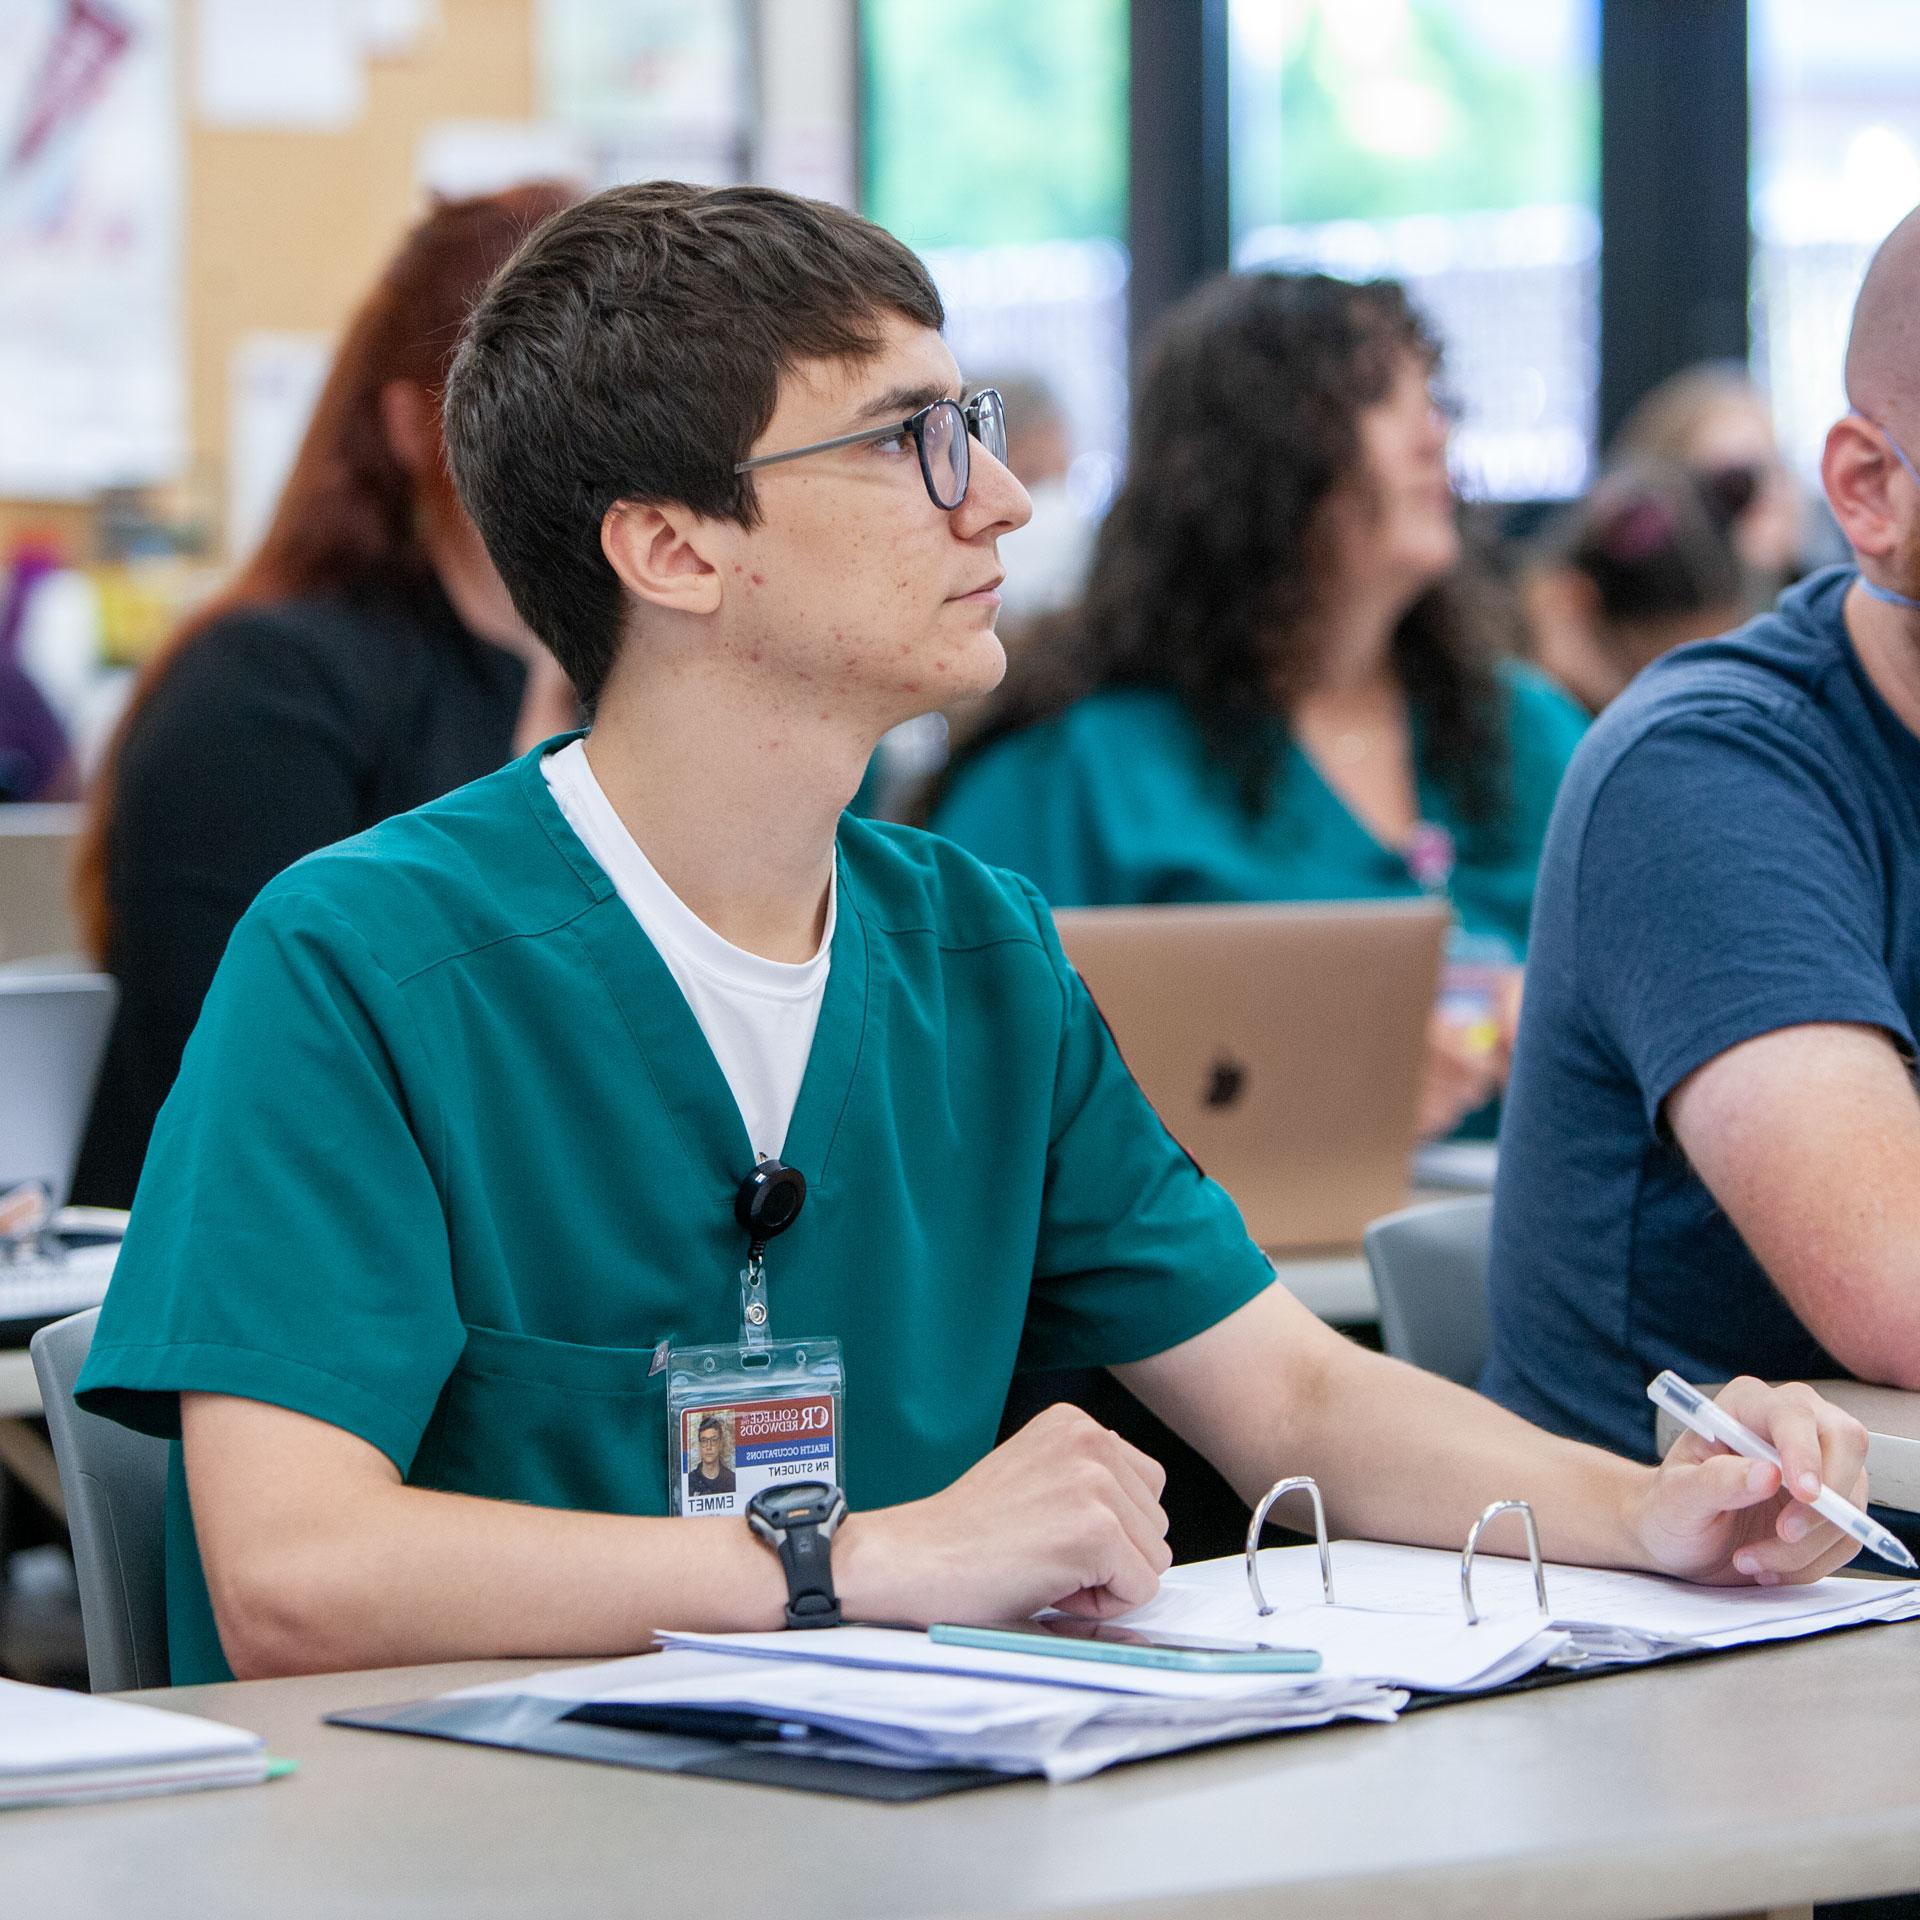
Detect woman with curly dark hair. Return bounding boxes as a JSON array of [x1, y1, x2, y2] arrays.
[[931, 269, 1588, 1139]]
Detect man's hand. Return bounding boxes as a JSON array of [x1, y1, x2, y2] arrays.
[[835, 1404, 1172, 1627], [1629, 1377, 1872, 1586]]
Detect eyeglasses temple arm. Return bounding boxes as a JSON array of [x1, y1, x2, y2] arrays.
[[734, 420, 908, 475]]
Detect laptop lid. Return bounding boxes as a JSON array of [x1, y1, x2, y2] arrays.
[[1053, 899, 1449, 1253], [0, 974, 117, 1210]]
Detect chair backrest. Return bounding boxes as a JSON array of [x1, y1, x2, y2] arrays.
[[1363, 1196, 1495, 1388], [30, 1308, 171, 1690]]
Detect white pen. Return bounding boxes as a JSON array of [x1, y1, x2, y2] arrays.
[[1647, 1370, 1918, 1573]]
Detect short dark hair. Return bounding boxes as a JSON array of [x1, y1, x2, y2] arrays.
[[443, 181, 944, 708], [697, 1417, 724, 1438]]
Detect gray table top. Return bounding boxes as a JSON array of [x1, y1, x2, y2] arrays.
[[8, 1623, 1920, 1919]]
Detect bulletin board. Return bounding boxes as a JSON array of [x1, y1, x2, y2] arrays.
[[0, 0, 536, 559]]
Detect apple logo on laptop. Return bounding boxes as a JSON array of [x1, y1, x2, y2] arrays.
[[1204, 1054, 1247, 1110]]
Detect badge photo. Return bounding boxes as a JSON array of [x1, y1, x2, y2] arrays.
[[674, 1387, 839, 1516], [680, 1408, 739, 1511]]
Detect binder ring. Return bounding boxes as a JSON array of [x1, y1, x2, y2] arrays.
[[1459, 1499, 1550, 1626], [1244, 1475, 1334, 1615]]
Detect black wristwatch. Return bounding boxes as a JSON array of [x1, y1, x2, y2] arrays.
[[746, 1481, 847, 1628]]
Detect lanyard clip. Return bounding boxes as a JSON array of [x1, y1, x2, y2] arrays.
[[740, 1243, 771, 1351], [733, 1159, 807, 1351]]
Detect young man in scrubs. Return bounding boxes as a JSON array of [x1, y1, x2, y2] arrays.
[[79, 184, 1873, 1683]]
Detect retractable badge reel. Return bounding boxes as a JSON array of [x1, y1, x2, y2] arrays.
[[665, 1158, 846, 1517]]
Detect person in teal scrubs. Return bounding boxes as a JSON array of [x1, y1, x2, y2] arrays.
[[930, 271, 1589, 1141], [77, 184, 1872, 1684]]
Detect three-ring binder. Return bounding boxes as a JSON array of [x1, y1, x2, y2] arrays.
[[1245, 1477, 1551, 1626]]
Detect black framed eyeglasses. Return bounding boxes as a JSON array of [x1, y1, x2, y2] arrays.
[[734, 389, 1008, 511]]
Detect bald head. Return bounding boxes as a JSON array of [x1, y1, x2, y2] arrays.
[[1846, 204, 1920, 424]]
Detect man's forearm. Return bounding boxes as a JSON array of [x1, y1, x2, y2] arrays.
[[186, 1390, 1178, 1677], [1118, 1286, 1652, 1570], [207, 1478, 796, 1678], [1274, 1337, 1650, 1569]]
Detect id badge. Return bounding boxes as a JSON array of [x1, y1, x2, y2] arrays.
[[667, 1337, 845, 1517]]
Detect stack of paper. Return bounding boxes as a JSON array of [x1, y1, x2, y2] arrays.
[[0, 1678, 268, 1809], [666, 1604, 1555, 1698], [1149, 1542, 1920, 1671], [455, 1641, 1407, 1783], [401, 1546, 1920, 1790]]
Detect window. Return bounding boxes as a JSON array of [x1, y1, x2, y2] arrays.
[[1750, 0, 1920, 478], [1229, 0, 1598, 500], [860, 0, 1129, 503]]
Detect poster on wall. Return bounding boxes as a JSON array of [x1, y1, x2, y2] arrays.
[[536, 0, 751, 188], [0, 0, 183, 500]]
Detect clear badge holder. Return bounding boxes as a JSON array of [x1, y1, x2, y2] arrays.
[[666, 1240, 845, 1517]]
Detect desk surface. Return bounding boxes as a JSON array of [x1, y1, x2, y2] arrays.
[[8, 1625, 1920, 1919]]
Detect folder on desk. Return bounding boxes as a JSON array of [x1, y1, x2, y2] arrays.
[[331, 1523, 1920, 1800]]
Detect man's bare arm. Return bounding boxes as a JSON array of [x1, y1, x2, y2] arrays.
[[1115, 1281, 1868, 1586], [182, 1391, 1174, 1677], [1664, 1021, 1920, 1386]]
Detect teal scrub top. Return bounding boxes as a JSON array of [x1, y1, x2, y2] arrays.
[[929, 664, 1588, 959], [77, 735, 1276, 1684]]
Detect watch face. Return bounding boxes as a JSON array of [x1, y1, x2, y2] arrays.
[[750, 1481, 843, 1529]]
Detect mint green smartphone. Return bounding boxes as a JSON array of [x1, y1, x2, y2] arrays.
[[929, 1620, 1321, 1674]]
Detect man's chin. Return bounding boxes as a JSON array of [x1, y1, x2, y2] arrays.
[[940, 626, 1008, 699]]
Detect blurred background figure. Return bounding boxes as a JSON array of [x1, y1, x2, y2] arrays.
[[0, 543, 76, 801], [932, 270, 1589, 1145], [1608, 361, 1818, 600], [1524, 459, 1751, 714], [0, 663, 73, 804], [986, 369, 1098, 627], [69, 183, 580, 1210]]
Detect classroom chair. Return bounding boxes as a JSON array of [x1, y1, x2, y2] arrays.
[[29, 1307, 170, 1690], [1363, 1195, 1494, 1388]]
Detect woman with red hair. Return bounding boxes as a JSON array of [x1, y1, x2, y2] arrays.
[[72, 183, 578, 1208]]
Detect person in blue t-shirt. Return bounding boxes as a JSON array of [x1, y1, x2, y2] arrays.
[[1484, 204, 1920, 1463]]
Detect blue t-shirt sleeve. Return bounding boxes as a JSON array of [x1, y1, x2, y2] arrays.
[[1007, 876, 1276, 1368], [1575, 711, 1915, 1129]]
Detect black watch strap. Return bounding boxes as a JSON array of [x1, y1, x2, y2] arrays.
[[774, 1522, 841, 1629]]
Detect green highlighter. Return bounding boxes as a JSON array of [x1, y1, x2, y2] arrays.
[[930, 1619, 1321, 1675]]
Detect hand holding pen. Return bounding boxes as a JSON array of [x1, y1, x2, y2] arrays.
[[1634, 1373, 1898, 1587]]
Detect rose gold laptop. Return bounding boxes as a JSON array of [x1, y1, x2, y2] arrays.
[[1053, 899, 1449, 1253]]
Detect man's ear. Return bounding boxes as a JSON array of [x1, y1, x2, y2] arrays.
[[600, 502, 724, 617], [1823, 415, 1899, 564], [379, 379, 436, 476]]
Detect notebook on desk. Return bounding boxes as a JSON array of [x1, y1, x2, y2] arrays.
[[1053, 899, 1449, 1251]]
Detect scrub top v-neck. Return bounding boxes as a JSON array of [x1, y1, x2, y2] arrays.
[[78, 733, 1277, 1683]]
